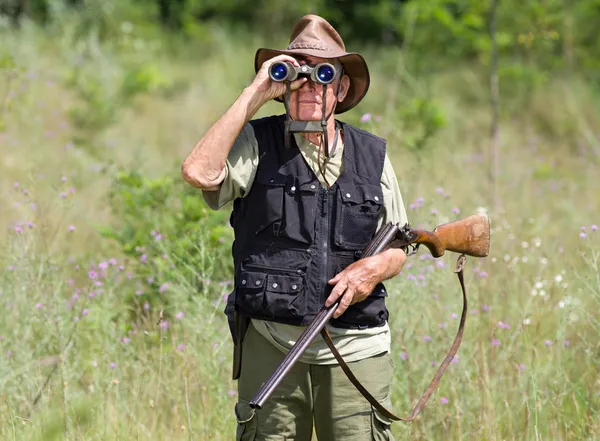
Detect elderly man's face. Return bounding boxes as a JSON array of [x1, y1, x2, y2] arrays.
[[289, 55, 350, 121]]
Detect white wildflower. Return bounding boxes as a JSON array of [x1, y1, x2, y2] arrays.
[[521, 241, 529, 249], [555, 274, 563, 283], [523, 318, 531, 325]]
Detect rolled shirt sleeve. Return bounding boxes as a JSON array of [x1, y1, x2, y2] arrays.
[[202, 123, 259, 210]]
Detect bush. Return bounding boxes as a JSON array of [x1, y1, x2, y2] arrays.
[[101, 169, 234, 320]]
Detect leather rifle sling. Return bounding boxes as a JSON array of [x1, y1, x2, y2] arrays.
[[320, 254, 468, 422]]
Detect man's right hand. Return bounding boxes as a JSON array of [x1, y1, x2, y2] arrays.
[[249, 55, 308, 105]]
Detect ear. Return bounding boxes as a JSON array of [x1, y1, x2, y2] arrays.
[[337, 75, 350, 103]]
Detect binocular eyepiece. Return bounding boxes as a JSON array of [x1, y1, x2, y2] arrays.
[[269, 62, 338, 85]]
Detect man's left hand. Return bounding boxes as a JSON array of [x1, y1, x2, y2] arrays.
[[325, 248, 406, 319]]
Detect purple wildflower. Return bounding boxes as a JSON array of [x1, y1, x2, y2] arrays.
[[452, 207, 460, 214], [491, 338, 500, 347], [68, 225, 76, 232], [140, 254, 147, 264], [544, 340, 552, 346], [440, 397, 449, 405], [591, 224, 598, 231], [175, 312, 185, 320], [177, 343, 186, 351], [82, 309, 89, 316], [160, 320, 169, 330], [99, 262, 109, 270], [159, 283, 169, 293], [497, 321, 510, 329], [579, 232, 586, 239], [423, 335, 431, 342], [228, 389, 238, 397], [88, 271, 98, 280], [400, 351, 408, 361], [35, 303, 43, 309], [110, 362, 117, 369], [360, 113, 372, 123]]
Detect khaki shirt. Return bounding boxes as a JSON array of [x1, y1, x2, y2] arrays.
[[203, 123, 408, 364]]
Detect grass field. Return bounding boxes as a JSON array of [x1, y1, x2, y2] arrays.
[[1, 21, 599, 441]]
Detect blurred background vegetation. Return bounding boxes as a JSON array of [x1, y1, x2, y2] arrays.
[[1, 1, 599, 440]]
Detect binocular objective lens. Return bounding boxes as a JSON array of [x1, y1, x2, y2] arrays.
[[316, 65, 335, 84], [270, 63, 288, 81]]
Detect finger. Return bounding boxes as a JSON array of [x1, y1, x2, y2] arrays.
[[333, 288, 354, 318], [289, 77, 307, 91], [325, 278, 348, 308], [328, 272, 342, 285], [263, 54, 299, 69]]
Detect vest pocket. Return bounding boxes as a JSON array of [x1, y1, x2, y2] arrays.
[[262, 273, 306, 319], [236, 271, 268, 315], [235, 270, 307, 320], [251, 175, 286, 237], [334, 183, 383, 250], [281, 178, 319, 244], [251, 175, 318, 245]]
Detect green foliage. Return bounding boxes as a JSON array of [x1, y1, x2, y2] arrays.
[[101, 169, 234, 319], [399, 95, 447, 152]]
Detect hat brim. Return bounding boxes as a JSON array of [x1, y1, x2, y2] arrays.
[[254, 48, 370, 114]]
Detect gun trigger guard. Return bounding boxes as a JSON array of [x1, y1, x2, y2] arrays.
[[406, 243, 419, 256]]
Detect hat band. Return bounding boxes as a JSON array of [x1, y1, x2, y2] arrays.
[[288, 42, 333, 51]]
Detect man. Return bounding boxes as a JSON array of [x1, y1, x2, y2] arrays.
[[182, 14, 408, 441]]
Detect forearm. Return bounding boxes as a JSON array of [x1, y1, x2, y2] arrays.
[[372, 247, 407, 282], [181, 85, 265, 189]]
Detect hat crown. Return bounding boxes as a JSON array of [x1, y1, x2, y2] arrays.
[[287, 15, 346, 54]]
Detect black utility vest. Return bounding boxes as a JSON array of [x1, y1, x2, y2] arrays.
[[229, 114, 389, 329]]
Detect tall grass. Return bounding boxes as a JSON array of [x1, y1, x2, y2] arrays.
[[1, 17, 599, 441]]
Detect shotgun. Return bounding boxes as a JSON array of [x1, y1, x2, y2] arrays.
[[249, 212, 490, 416]]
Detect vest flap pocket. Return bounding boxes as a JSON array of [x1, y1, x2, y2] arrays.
[[334, 183, 383, 250], [239, 271, 267, 290], [297, 180, 319, 194], [262, 273, 308, 320], [266, 273, 304, 293], [337, 182, 384, 205]]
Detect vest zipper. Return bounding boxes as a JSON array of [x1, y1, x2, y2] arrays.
[[321, 187, 329, 305]]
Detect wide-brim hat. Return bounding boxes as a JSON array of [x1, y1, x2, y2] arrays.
[[254, 14, 370, 114]]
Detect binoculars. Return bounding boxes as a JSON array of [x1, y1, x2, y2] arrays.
[[269, 62, 338, 85]]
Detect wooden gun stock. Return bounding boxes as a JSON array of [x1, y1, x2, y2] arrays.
[[407, 212, 490, 258]]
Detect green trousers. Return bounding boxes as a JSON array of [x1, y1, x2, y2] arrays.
[[235, 323, 396, 441]]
